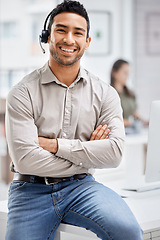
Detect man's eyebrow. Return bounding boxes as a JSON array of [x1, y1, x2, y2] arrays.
[[55, 24, 68, 28], [75, 27, 86, 32], [55, 24, 86, 32]]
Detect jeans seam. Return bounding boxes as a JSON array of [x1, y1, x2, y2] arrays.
[[52, 195, 63, 220], [67, 209, 113, 240], [48, 219, 61, 240], [9, 181, 27, 195]]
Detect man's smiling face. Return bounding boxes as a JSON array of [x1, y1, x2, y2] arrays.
[[48, 12, 91, 66]]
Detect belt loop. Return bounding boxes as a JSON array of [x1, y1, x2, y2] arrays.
[[30, 175, 35, 183]]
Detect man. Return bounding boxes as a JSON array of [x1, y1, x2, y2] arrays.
[[5, 1, 143, 239]]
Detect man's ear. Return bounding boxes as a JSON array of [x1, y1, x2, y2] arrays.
[[47, 34, 50, 43], [85, 37, 91, 50]]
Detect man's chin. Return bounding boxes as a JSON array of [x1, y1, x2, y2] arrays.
[[56, 57, 80, 66], [50, 49, 84, 67]]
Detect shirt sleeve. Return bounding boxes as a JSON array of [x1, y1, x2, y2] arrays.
[[56, 86, 125, 169], [5, 85, 87, 177]]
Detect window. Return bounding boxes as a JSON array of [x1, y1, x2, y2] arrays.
[[32, 15, 45, 42], [0, 21, 18, 39], [0, 69, 32, 98]]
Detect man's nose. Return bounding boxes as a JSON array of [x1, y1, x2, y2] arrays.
[[63, 32, 75, 45]]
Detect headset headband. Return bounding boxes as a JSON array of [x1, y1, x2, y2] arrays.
[[39, 10, 53, 53]]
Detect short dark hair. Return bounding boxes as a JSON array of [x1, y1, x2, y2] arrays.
[[47, 0, 90, 38]]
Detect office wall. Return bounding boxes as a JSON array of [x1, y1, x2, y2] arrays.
[[0, 0, 55, 70], [80, 0, 134, 84], [134, 0, 160, 119], [0, 0, 134, 87]]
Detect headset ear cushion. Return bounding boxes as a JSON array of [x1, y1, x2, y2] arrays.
[[40, 30, 50, 43]]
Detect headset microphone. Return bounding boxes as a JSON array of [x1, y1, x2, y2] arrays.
[[39, 10, 53, 54], [39, 35, 46, 54]]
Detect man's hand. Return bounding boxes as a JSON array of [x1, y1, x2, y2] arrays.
[[38, 137, 58, 153], [90, 124, 110, 141], [39, 125, 110, 152]]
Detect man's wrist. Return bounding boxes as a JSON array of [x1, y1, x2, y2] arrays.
[[51, 139, 58, 153]]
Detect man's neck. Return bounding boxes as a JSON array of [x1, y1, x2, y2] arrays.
[[49, 58, 80, 87]]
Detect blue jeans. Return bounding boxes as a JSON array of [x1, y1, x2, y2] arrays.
[[5, 175, 143, 240]]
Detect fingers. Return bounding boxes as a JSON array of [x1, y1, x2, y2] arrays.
[[100, 128, 110, 140], [90, 125, 102, 141], [90, 124, 110, 141], [94, 124, 108, 140]]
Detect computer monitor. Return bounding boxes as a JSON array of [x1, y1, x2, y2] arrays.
[[123, 100, 160, 192], [145, 100, 160, 183]]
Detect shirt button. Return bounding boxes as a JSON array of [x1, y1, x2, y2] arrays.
[[79, 162, 82, 166], [66, 109, 69, 114]]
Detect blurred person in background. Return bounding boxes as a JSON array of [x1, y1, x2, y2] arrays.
[[110, 59, 148, 131]]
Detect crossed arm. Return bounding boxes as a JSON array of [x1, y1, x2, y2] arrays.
[[38, 125, 110, 153], [6, 84, 125, 176]]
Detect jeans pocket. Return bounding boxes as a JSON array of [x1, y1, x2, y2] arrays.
[[9, 180, 27, 195]]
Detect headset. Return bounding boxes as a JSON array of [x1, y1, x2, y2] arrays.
[[39, 10, 53, 54]]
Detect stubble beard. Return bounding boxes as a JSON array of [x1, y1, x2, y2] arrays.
[[50, 47, 85, 66]]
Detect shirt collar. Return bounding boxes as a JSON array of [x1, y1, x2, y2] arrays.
[[40, 61, 88, 86]]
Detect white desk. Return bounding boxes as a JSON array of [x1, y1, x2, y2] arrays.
[[94, 177, 160, 240], [105, 180, 160, 226], [1, 185, 160, 240], [124, 128, 148, 180], [0, 200, 8, 240]]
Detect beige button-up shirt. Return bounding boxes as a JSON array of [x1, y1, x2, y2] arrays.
[[5, 62, 125, 177]]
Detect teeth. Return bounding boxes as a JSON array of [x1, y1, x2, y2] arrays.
[[61, 47, 74, 53]]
